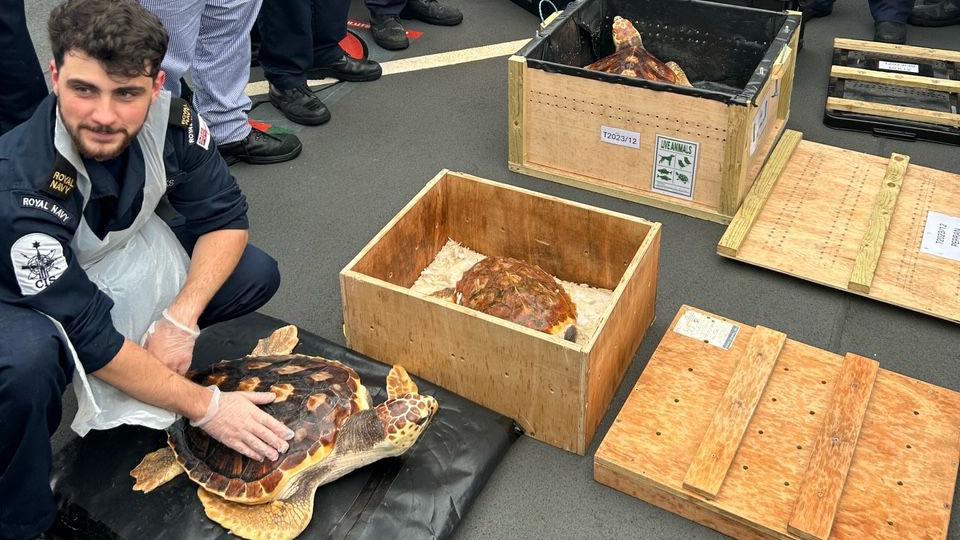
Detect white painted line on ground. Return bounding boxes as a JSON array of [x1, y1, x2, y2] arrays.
[[245, 38, 531, 97]]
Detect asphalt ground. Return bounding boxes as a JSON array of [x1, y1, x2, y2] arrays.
[[24, 0, 960, 538]]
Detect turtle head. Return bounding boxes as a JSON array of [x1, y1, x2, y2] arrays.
[[375, 393, 439, 452]]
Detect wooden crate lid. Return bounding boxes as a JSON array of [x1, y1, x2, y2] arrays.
[[718, 130, 960, 324], [595, 305, 960, 539]]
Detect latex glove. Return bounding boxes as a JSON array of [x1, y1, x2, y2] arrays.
[[191, 386, 295, 462], [142, 309, 200, 375]]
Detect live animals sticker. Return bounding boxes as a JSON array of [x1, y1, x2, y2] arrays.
[[674, 310, 740, 350], [651, 135, 698, 200], [878, 60, 919, 74], [920, 211, 960, 262], [600, 126, 640, 149]]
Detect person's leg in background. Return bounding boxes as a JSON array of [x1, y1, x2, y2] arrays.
[[0, 0, 49, 135], [258, 0, 332, 126], [306, 0, 382, 82], [870, 0, 913, 42], [0, 304, 73, 540], [365, 0, 462, 51]]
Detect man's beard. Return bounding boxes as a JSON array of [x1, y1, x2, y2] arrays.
[[67, 123, 139, 161]]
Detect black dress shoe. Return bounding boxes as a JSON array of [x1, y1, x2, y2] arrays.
[[217, 125, 303, 165], [268, 85, 331, 126], [909, 0, 960, 26], [401, 0, 463, 25], [308, 55, 382, 82], [370, 15, 409, 50], [874, 21, 907, 44]]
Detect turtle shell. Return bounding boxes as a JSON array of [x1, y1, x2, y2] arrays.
[[454, 256, 577, 339], [168, 354, 370, 504]]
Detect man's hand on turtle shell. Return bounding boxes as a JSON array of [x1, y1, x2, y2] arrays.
[[199, 391, 296, 462]]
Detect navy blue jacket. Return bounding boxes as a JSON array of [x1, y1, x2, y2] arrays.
[[0, 94, 249, 372]]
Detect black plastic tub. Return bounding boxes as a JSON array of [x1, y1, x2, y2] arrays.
[[517, 0, 800, 105]]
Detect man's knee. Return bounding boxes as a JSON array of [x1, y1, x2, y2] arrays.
[[199, 245, 280, 327], [241, 245, 281, 302], [0, 307, 69, 408]]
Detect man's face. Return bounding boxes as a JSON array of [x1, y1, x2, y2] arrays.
[[50, 51, 165, 161]]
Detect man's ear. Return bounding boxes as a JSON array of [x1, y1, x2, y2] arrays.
[[152, 70, 166, 101], [50, 60, 60, 96]]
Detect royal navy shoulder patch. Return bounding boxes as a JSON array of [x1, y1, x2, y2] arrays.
[[42, 152, 77, 200], [168, 97, 210, 150]]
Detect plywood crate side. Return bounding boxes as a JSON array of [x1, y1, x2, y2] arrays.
[[595, 305, 960, 539], [348, 170, 450, 287], [722, 136, 960, 324], [341, 272, 587, 452], [583, 225, 661, 452], [442, 171, 653, 289]]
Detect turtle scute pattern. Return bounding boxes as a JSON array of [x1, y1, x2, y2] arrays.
[[454, 256, 577, 336], [170, 354, 365, 503], [586, 16, 692, 87]]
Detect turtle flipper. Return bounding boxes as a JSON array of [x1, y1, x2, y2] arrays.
[[198, 483, 315, 540], [251, 325, 299, 357], [386, 365, 418, 399], [666, 62, 692, 87], [131, 447, 184, 493]]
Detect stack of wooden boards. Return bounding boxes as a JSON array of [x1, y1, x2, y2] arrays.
[[595, 305, 960, 539]]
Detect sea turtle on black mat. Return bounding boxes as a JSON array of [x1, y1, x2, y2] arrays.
[[129, 326, 439, 540], [586, 16, 693, 87], [436, 256, 578, 341]]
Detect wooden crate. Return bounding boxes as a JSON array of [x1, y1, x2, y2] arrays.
[[825, 38, 960, 145], [718, 130, 960, 324], [595, 305, 960, 539], [508, 3, 802, 223], [340, 170, 661, 454]]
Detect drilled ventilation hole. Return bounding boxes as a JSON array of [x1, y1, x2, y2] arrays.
[[656, 431, 662, 436], [784, 481, 791, 486], [897, 481, 904, 486], [914, 410, 920, 415], [784, 367, 790, 371], [758, 430, 764, 435], [688, 367, 694, 372], [821, 380, 827, 384], [906, 444, 912, 449], [809, 411, 816, 415], [771, 397, 777, 402], [674, 398, 680, 403], [888, 521, 894, 526], [796, 445, 803, 450]]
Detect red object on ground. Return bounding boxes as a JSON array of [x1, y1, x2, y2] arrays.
[[339, 29, 369, 61]]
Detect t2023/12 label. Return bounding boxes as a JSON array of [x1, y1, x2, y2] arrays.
[[600, 126, 640, 149]]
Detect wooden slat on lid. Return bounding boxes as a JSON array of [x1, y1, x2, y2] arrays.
[[682, 326, 786, 499], [787, 353, 879, 540]]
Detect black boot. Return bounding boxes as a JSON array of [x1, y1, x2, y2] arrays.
[[308, 55, 382, 82], [401, 0, 463, 25], [370, 15, 409, 50], [874, 21, 907, 44], [909, 0, 960, 26], [268, 85, 332, 126], [217, 125, 303, 165]]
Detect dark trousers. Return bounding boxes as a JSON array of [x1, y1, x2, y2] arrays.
[[0, 244, 279, 540], [0, 0, 48, 135], [365, 0, 407, 17], [804, 0, 912, 22], [257, 0, 350, 91]]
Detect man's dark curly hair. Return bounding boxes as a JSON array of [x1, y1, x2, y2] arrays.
[[48, 0, 168, 79]]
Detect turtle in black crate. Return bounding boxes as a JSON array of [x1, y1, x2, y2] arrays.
[[587, 16, 693, 87], [129, 326, 439, 540]]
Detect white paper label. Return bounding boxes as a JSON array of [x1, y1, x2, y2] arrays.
[[750, 97, 770, 156], [651, 135, 698, 200], [920, 211, 960, 262], [878, 60, 920, 74], [674, 310, 740, 350], [600, 126, 640, 149]]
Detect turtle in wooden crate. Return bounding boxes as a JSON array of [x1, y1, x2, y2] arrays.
[[586, 16, 692, 87], [433, 256, 578, 341], [129, 326, 439, 540]]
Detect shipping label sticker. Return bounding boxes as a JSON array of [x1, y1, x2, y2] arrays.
[[674, 310, 740, 350], [750, 96, 770, 156], [920, 211, 960, 262], [600, 125, 640, 149], [878, 60, 920, 74], [651, 135, 698, 200]]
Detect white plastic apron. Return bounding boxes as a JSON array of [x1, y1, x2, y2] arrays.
[[50, 91, 191, 436]]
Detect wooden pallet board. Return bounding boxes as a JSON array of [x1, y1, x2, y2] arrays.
[[595, 305, 960, 539], [718, 130, 960, 324]]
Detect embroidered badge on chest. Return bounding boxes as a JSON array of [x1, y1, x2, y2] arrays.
[[10, 233, 67, 295], [43, 154, 78, 200]]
